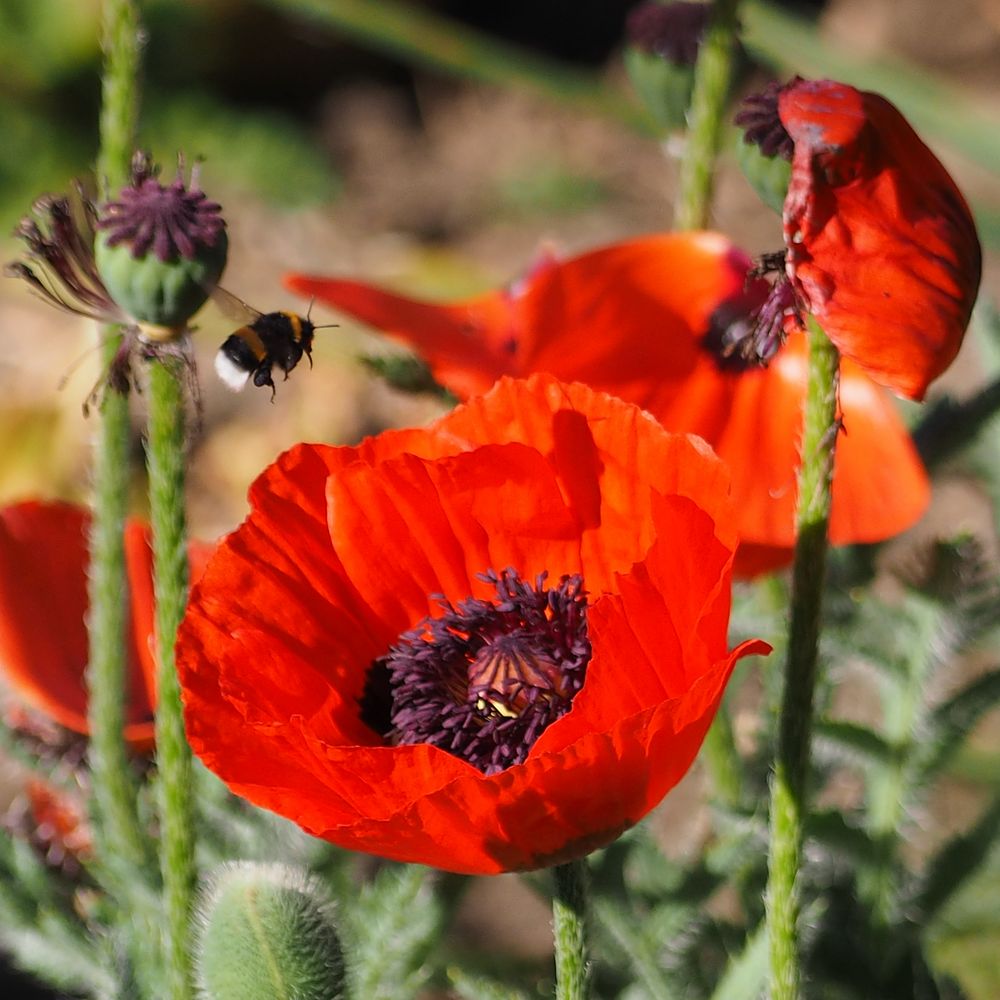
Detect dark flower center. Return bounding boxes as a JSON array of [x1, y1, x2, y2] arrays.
[[360, 568, 590, 775], [703, 252, 799, 370], [98, 153, 225, 262], [626, 1, 710, 65], [734, 79, 799, 160]]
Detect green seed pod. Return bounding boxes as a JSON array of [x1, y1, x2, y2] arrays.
[[95, 228, 228, 332], [194, 862, 346, 1000], [734, 133, 792, 215], [95, 153, 228, 332]]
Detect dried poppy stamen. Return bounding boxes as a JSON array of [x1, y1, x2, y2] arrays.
[[734, 79, 797, 160], [367, 568, 590, 776], [98, 152, 225, 263], [703, 255, 799, 370]]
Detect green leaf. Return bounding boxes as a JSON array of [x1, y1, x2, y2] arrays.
[[594, 900, 676, 1000], [806, 810, 879, 870], [447, 967, 536, 1000], [341, 864, 447, 1000], [917, 668, 1000, 780], [813, 719, 896, 768], [910, 797, 1000, 924], [0, 832, 116, 996], [708, 923, 768, 1000]]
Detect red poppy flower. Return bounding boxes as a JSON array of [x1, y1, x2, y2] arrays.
[[285, 233, 930, 577], [177, 375, 768, 874], [0, 501, 211, 750], [777, 78, 981, 401]]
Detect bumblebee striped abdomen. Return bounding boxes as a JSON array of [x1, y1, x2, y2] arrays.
[[215, 311, 316, 396]]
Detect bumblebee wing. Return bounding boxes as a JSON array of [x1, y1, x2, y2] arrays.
[[211, 285, 262, 324]]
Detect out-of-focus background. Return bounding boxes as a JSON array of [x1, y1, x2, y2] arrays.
[[2, 0, 1000, 996]]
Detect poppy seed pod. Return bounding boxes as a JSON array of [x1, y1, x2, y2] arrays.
[[95, 153, 228, 335]]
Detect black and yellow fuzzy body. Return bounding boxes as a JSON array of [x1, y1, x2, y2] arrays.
[[215, 311, 315, 397]]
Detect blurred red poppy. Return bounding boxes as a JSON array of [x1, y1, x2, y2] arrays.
[[177, 375, 768, 874], [286, 233, 929, 576], [777, 78, 981, 401], [0, 501, 211, 750]]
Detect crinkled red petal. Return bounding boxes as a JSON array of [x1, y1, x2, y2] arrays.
[[779, 79, 981, 400], [285, 232, 748, 408]]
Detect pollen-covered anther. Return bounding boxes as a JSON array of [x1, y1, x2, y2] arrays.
[[378, 568, 590, 775]]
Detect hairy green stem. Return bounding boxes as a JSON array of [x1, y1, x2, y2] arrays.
[[674, 0, 741, 230], [86, 0, 150, 879], [148, 358, 195, 1000], [553, 860, 591, 1000], [765, 316, 840, 1000]]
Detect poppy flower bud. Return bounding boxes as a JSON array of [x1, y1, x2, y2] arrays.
[[95, 152, 228, 337], [624, 1, 710, 132], [194, 863, 346, 1000]]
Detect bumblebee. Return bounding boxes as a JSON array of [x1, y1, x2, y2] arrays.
[[212, 288, 334, 397]]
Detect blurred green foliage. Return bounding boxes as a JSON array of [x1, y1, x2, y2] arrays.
[[0, 0, 338, 232]]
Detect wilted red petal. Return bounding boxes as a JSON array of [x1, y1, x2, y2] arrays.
[[286, 232, 748, 411], [0, 501, 212, 750], [779, 78, 981, 400], [178, 375, 768, 873]]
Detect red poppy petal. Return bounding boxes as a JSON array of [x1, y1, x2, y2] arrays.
[[285, 233, 749, 407], [0, 502, 90, 732], [702, 334, 928, 568], [831, 358, 930, 542], [440, 375, 737, 591], [535, 498, 766, 751], [512, 233, 748, 407], [326, 441, 585, 641], [779, 79, 981, 400]]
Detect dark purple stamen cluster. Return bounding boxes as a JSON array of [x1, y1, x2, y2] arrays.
[[734, 79, 797, 160], [369, 568, 590, 776], [98, 153, 225, 262], [703, 252, 799, 370], [5, 190, 122, 323], [626, 1, 710, 65]]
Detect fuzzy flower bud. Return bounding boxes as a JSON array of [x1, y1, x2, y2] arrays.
[[95, 152, 228, 335], [194, 863, 346, 1000]]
